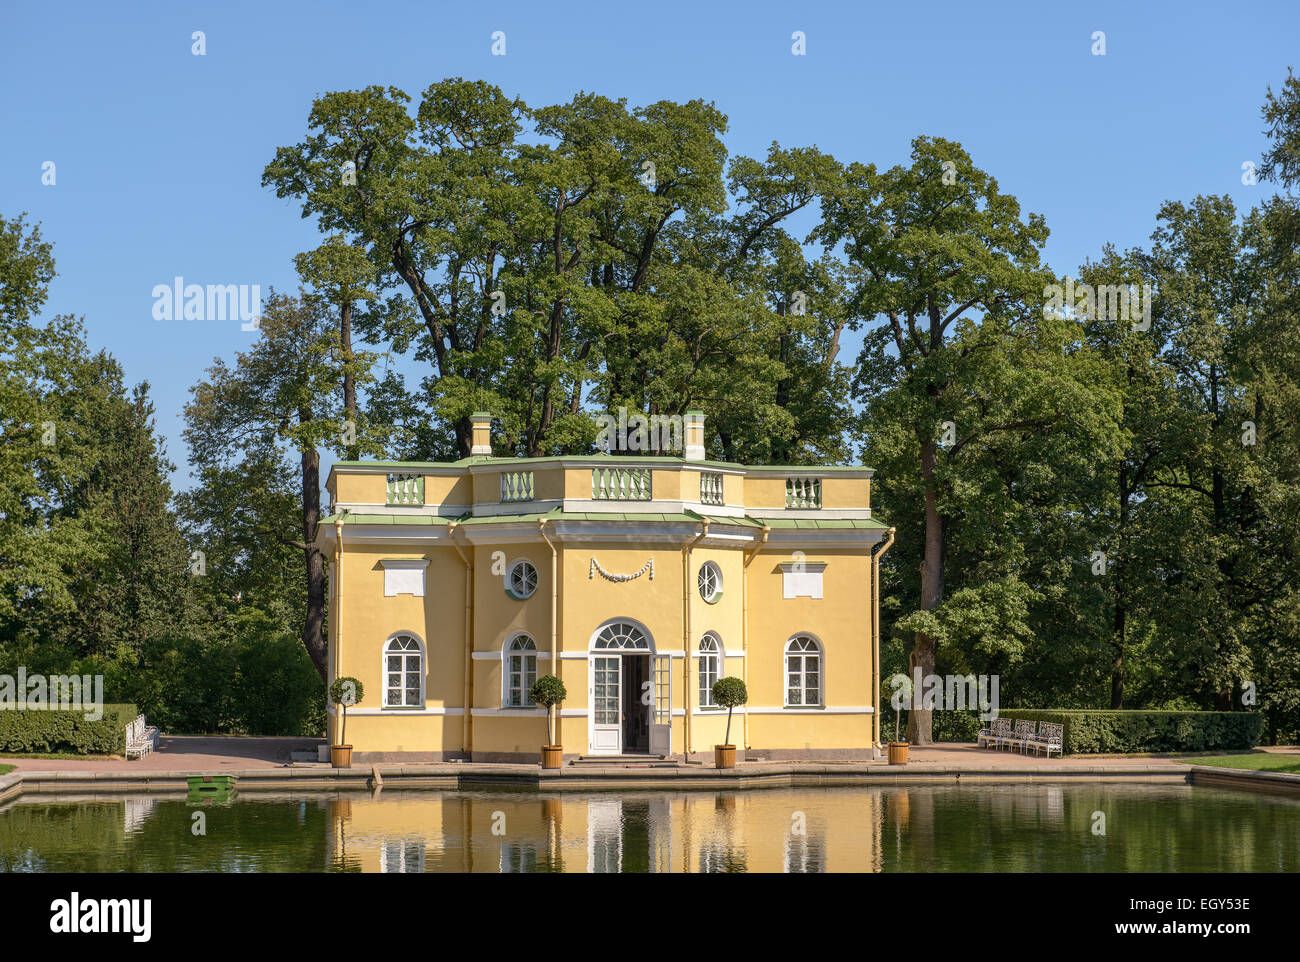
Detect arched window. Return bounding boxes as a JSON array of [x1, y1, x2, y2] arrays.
[[592, 621, 650, 650], [504, 634, 538, 708], [698, 634, 721, 707], [785, 635, 822, 707], [384, 634, 424, 707]]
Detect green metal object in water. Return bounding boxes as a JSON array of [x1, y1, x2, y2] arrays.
[[186, 775, 237, 804]]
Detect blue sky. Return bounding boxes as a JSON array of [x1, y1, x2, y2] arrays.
[[3, 0, 1296, 488]]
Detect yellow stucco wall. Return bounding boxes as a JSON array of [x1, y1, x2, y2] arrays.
[[330, 528, 876, 758], [333, 472, 389, 505], [428, 475, 471, 508], [821, 476, 870, 509], [744, 476, 787, 511], [532, 466, 564, 501], [328, 542, 468, 751]]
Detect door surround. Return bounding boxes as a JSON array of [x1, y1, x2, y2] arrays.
[[587, 618, 657, 755]]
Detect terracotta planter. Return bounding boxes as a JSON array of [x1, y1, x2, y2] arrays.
[[887, 741, 909, 765], [541, 745, 563, 769], [330, 744, 353, 769], [715, 744, 737, 769]]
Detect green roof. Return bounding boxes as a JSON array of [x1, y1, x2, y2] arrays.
[[320, 513, 451, 525], [754, 517, 888, 530], [321, 509, 886, 530]]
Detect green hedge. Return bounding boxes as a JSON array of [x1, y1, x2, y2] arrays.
[[997, 710, 1263, 754], [0, 704, 138, 755]]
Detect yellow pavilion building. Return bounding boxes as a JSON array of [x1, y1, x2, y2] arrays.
[[317, 411, 894, 763]]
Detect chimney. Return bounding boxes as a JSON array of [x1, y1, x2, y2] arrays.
[[684, 409, 706, 461], [470, 411, 492, 456]]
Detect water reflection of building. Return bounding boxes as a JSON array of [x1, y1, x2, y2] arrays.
[[326, 788, 884, 873], [122, 797, 157, 834]]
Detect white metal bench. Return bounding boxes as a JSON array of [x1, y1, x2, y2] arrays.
[[124, 714, 158, 759], [1026, 721, 1064, 758], [978, 717, 1011, 749], [999, 719, 1037, 752]]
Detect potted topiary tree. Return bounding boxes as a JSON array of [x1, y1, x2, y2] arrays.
[[530, 674, 567, 769], [711, 676, 748, 769], [888, 708, 910, 765], [887, 673, 910, 764], [328, 676, 364, 769]]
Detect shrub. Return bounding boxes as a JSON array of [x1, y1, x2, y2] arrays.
[[0, 704, 139, 755], [932, 710, 983, 743], [234, 631, 326, 736], [997, 710, 1263, 754]]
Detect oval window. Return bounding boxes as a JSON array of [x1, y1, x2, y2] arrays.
[[697, 561, 723, 604], [507, 560, 539, 600]]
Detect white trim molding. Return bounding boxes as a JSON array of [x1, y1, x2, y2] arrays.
[[779, 561, 827, 599], [471, 707, 589, 718], [380, 559, 429, 597], [745, 706, 875, 714]]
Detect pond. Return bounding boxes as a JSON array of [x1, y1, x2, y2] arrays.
[[1, 782, 1296, 872]]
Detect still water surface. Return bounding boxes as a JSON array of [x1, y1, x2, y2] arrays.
[[1, 783, 1296, 872]]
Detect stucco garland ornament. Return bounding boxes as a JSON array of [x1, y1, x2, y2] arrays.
[[589, 557, 655, 582]]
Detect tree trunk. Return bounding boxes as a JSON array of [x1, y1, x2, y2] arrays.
[[340, 300, 358, 460], [909, 436, 944, 744], [301, 443, 328, 682], [1110, 602, 1125, 709]]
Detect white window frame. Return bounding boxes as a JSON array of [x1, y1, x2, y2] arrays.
[[382, 632, 426, 709], [697, 561, 723, 604], [784, 634, 823, 707], [503, 633, 539, 708], [506, 558, 539, 600], [591, 620, 651, 650], [698, 633, 722, 708]]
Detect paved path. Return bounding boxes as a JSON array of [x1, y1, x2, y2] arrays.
[[8, 737, 1289, 774], [3, 736, 320, 772]]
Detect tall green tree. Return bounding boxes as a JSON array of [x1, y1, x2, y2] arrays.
[[817, 137, 1124, 742], [263, 80, 854, 464], [183, 291, 384, 681], [1, 213, 197, 676]]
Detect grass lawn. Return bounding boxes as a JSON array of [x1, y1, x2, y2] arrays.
[[1190, 752, 1300, 774], [0, 752, 118, 761], [0, 764, 13, 776]]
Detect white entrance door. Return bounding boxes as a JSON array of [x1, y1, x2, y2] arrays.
[[649, 653, 672, 755], [590, 655, 622, 755]]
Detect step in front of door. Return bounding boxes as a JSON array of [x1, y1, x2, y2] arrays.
[[570, 754, 672, 767]]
